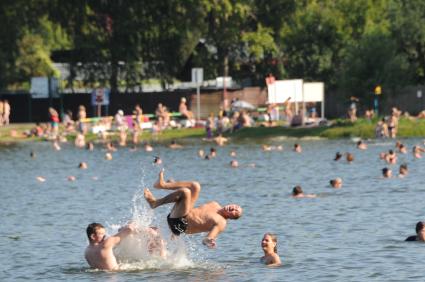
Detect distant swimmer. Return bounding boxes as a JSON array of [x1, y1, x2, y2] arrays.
[[153, 156, 162, 165], [382, 167, 392, 178], [105, 152, 113, 160], [399, 163, 408, 178], [144, 143, 154, 152], [260, 233, 281, 266], [209, 147, 217, 158], [346, 153, 354, 163], [334, 152, 342, 161], [356, 140, 367, 150], [169, 139, 183, 149], [294, 143, 302, 153], [86, 142, 94, 151], [385, 150, 397, 164], [30, 151, 36, 159], [230, 150, 237, 157], [330, 177, 343, 188], [412, 145, 425, 158], [405, 221, 425, 242], [230, 160, 239, 168], [396, 142, 407, 154], [67, 176, 76, 181], [198, 149, 205, 158], [144, 169, 242, 248], [106, 142, 117, 152], [79, 162, 88, 169], [214, 134, 228, 146], [292, 186, 316, 198]]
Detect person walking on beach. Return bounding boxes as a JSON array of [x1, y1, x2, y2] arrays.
[[144, 169, 243, 248]]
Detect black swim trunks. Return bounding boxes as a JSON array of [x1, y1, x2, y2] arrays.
[[167, 214, 188, 236]]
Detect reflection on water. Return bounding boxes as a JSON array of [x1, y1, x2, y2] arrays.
[[1, 138, 425, 281]]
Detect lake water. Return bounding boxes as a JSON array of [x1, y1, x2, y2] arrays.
[[1, 137, 425, 281]]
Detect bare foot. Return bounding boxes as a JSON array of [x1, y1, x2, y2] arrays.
[[144, 188, 157, 208], [153, 169, 166, 189]]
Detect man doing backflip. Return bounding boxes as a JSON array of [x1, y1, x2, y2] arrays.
[[144, 169, 242, 248]]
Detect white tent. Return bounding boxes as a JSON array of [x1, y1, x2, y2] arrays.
[[267, 79, 325, 120]]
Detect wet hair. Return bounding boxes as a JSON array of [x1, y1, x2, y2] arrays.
[[334, 152, 342, 161], [416, 222, 425, 234], [171, 140, 176, 145], [357, 141, 362, 146], [382, 167, 390, 175], [210, 147, 216, 153], [388, 150, 394, 154], [264, 233, 278, 253], [400, 163, 408, 170], [292, 185, 303, 196], [86, 223, 104, 241], [330, 179, 336, 186]]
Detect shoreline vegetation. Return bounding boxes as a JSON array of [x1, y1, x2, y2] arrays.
[[1, 118, 425, 145]]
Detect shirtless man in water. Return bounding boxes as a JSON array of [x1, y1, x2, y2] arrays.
[[85, 222, 165, 270], [144, 169, 243, 248]]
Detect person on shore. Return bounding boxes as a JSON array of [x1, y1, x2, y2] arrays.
[[77, 105, 87, 134], [405, 222, 425, 242], [292, 186, 316, 198], [144, 169, 242, 248], [3, 100, 10, 125], [330, 178, 343, 188], [260, 233, 281, 266], [179, 97, 194, 120], [48, 107, 60, 137]]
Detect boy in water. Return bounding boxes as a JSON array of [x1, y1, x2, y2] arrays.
[[144, 169, 242, 248]]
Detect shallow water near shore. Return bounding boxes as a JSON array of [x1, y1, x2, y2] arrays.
[[1, 138, 425, 281]]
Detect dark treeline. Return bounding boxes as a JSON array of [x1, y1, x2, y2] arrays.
[[1, 0, 425, 105]]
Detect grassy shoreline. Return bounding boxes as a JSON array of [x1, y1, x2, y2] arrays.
[[1, 118, 425, 145]]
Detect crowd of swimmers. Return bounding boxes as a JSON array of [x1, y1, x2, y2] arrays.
[[21, 103, 425, 270]]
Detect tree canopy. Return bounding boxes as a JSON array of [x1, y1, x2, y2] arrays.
[[0, 0, 423, 97]]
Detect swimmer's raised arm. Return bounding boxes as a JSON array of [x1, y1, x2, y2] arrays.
[[105, 222, 136, 248], [203, 221, 226, 248]]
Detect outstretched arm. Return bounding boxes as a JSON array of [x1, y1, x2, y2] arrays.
[[104, 222, 136, 248], [203, 221, 226, 249]]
